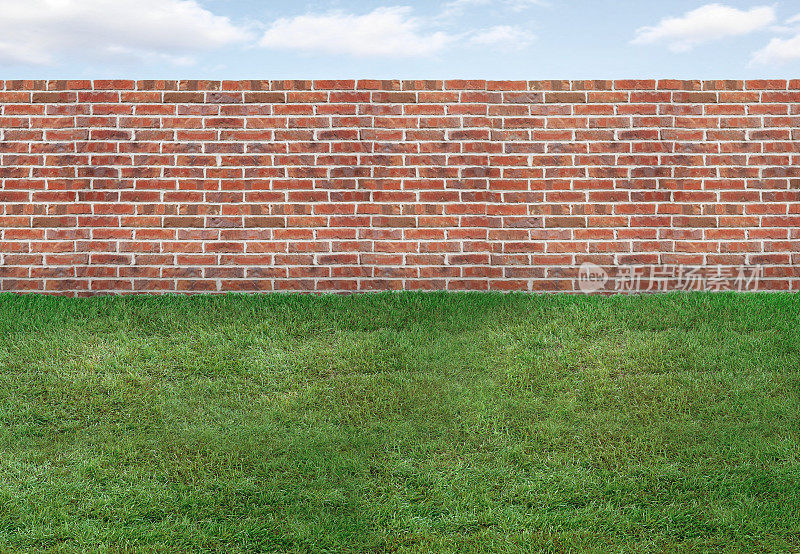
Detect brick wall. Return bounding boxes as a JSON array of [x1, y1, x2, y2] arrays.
[[0, 79, 798, 295]]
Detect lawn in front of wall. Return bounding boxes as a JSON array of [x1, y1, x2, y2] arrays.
[[0, 292, 798, 552]]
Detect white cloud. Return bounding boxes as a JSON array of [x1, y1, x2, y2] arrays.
[[470, 25, 534, 48], [506, 0, 550, 8], [259, 7, 454, 57], [0, 0, 250, 65], [631, 3, 775, 52], [443, 0, 548, 17], [751, 34, 800, 65], [749, 12, 800, 65]]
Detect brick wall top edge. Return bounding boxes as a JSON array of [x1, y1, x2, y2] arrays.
[[1, 79, 798, 92]]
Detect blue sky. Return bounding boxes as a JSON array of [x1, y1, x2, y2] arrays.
[[1, 0, 799, 78]]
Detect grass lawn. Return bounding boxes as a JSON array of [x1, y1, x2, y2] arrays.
[[0, 292, 798, 552]]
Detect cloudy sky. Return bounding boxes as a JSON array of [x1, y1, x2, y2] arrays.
[[0, 0, 799, 77]]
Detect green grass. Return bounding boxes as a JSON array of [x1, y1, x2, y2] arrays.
[[0, 292, 798, 552]]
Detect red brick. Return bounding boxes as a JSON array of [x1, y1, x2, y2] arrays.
[[0, 79, 792, 295]]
